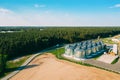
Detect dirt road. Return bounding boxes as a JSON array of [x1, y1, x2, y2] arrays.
[[10, 53, 120, 80]]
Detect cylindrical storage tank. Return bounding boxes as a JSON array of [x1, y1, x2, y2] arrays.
[[95, 46, 99, 52], [87, 44, 92, 48], [89, 40, 92, 43], [101, 44, 105, 50], [74, 46, 81, 52], [85, 48, 92, 56], [74, 49, 86, 58], [82, 41, 87, 45], [65, 45, 70, 49], [77, 42, 82, 46], [65, 47, 74, 56], [96, 41, 101, 46], [98, 45, 102, 50], [72, 43, 77, 48], [92, 43, 96, 47], [87, 40, 92, 44], [81, 45, 87, 50], [91, 47, 96, 54], [99, 41, 103, 45]]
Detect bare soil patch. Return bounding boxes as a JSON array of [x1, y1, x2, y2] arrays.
[[10, 53, 120, 80]]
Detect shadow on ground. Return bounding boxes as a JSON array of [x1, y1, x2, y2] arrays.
[[0, 64, 39, 78], [6, 64, 39, 73]]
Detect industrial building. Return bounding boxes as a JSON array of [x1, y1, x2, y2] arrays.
[[64, 40, 105, 60]]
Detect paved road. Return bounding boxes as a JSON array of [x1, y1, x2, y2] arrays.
[[84, 58, 120, 73]]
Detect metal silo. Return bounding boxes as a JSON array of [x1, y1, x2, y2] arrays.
[[65, 45, 70, 49], [74, 49, 86, 58], [91, 47, 96, 54], [92, 43, 96, 47], [87, 40, 92, 44], [97, 45, 102, 50], [99, 41, 103, 45], [101, 44, 105, 50], [96, 42, 99, 45], [81, 45, 87, 50], [65, 47, 74, 56], [77, 42, 82, 46], [85, 48, 92, 56], [95, 46, 99, 52], [82, 41, 87, 46], [87, 44, 92, 48]]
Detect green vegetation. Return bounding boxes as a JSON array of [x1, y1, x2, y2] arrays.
[[0, 55, 31, 78], [0, 54, 7, 76], [111, 57, 119, 64], [49, 47, 65, 59], [1, 27, 120, 76], [101, 38, 116, 44]]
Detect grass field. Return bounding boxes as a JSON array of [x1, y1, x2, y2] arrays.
[[111, 57, 119, 64], [0, 54, 31, 79]]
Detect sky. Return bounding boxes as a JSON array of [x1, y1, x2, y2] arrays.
[[0, 0, 120, 26]]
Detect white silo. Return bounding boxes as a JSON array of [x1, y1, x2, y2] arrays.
[[85, 48, 92, 56], [81, 45, 87, 50], [92, 43, 96, 47], [65, 47, 74, 56], [87, 44, 92, 48], [74, 49, 86, 58], [95, 46, 99, 52], [82, 41, 87, 46], [101, 44, 105, 50], [96, 42, 100, 46], [91, 47, 96, 54], [97, 45, 102, 50], [72, 43, 77, 48], [74, 46, 81, 52], [77, 42, 82, 46], [65, 45, 70, 49], [99, 41, 103, 45]]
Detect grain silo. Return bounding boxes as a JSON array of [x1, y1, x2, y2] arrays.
[[77, 42, 82, 46], [64, 40, 105, 60], [101, 44, 105, 50], [74, 49, 86, 58], [91, 47, 96, 54], [65, 45, 70, 49], [74, 46, 81, 52], [85, 48, 92, 56], [81, 45, 87, 50], [72, 43, 77, 48], [87, 44, 92, 48], [95, 46, 99, 52], [65, 46, 74, 56], [82, 41, 87, 46], [97, 45, 102, 50], [92, 42, 96, 47]]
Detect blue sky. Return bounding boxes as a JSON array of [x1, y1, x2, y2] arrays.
[[0, 0, 120, 26]]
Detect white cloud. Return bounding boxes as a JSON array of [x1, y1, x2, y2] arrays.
[[109, 4, 120, 8], [0, 12, 31, 26], [0, 10, 120, 26], [0, 8, 13, 14], [34, 4, 46, 8]]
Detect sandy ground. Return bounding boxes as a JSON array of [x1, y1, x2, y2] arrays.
[[10, 53, 120, 80]]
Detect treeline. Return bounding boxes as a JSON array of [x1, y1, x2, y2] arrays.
[[0, 27, 120, 74]]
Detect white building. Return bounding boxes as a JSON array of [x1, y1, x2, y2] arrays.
[[113, 44, 117, 55]]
